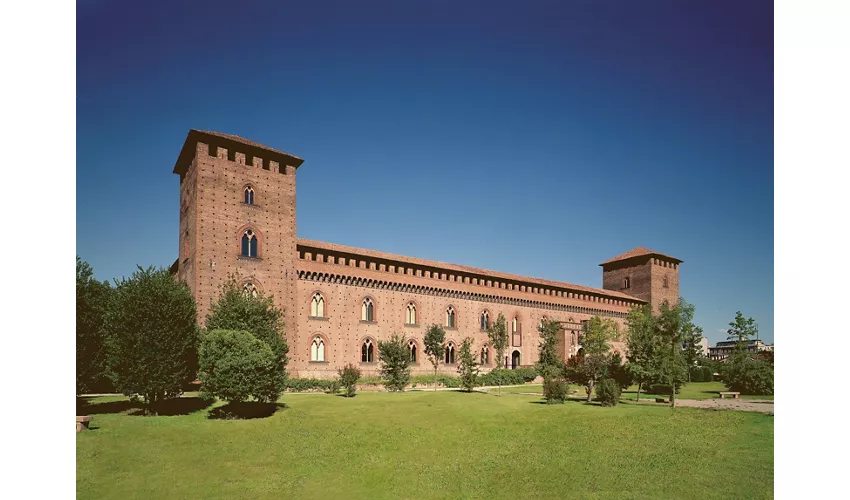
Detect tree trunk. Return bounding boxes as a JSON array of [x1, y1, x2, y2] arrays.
[[434, 365, 438, 392], [586, 380, 594, 403], [671, 341, 677, 409], [636, 381, 641, 402]]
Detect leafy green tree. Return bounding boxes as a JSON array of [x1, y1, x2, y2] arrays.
[[625, 304, 662, 401], [656, 299, 691, 408], [576, 316, 618, 402], [76, 257, 112, 395], [720, 349, 773, 395], [423, 324, 446, 391], [337, 363, 361, 397], [199, 329, 284, 404], [537, 318, 568, 403], [595, 378, 621, 407], [487, 313, 509, 396], [682, 325, 705, 381], [378, 334, 411, 392], [727, 311, 759, 344], [205, 277, 289, 377], [457, 337, 479, 392], [106, 266, 198, 413]]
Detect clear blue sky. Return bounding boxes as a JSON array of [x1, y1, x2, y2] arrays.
[[77, 0, 773, 345]]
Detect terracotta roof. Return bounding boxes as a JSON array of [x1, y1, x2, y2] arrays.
[[297, 238, 645, 303], [173, 129, 304, 175], [600, 247, 682, 266]]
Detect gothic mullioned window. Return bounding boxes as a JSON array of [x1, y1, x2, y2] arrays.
[[242, 282, 258, 297], [446, 306, 456, 328], [311, 292, 325, 317], [406, 303, 416, 325], [361, 298, 374, 321], [361, 338, 375, 363], [444, 342, 456, 365], [623, 277, 631, 289], [480, 344, 489, 365], [241, 229, 258, 257], [480, 311, 489, 330], [310, 336, 325, 362], [244, 186, 255, 205]]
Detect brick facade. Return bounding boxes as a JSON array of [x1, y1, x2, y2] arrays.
[[173, 130, 682, 378]]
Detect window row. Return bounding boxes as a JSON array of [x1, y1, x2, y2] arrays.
[[309, 336, 495, 366]]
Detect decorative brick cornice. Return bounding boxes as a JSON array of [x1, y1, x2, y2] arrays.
[[298, 270, 630, 319]]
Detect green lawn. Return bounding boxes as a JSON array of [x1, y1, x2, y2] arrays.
[[494, 381, 773, 400], [77, 391, 773, 499]]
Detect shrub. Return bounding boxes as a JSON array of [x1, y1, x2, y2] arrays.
[[199, 329, 285, 404], [514, 366, 540, 383], [478, 369, 526, 387], [378, 334, 411, 392], [605, 353, 633, 390], [542, 366, 568, 404], [437, 375, 460, 388], [595, 378, 621, 407], [106, 266, 198, 412], [721, 353, 773, 395], [285, 378, 335, 392], [325, 380, 340, 395], [338, 363, 361, 397]]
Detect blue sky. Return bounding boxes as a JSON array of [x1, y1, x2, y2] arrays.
[[77, 0, 773, 345]]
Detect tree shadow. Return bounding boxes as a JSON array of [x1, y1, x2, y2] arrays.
[[77, 396, 213, 416], [77, 397, 142, 415], [208, 402, 286, 420], [335, 393, 357, 398], [141, 397, 214, 416]]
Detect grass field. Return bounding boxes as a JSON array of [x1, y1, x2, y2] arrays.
[[493, 381, 773, 400], [77, 390, 772, 499]]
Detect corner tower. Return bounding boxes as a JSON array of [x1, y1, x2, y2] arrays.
[[600, 247, 682, 312], [172, 130, 304, 329]]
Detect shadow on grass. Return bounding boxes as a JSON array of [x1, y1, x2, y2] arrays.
[[208, 402, 287, 420], [335, 393, 357, 398], [77, 396, 214, 416]]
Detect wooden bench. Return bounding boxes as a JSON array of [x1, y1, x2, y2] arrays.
[[76, 416, 93, 432], [719, 392, 740, 399], [655, 398, 668, 403]]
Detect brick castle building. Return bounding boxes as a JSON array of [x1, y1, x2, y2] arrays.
[[172, 130, 683, 378]]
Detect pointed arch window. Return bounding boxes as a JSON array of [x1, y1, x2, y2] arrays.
[[361, 298, 374, 321], [361, 338, 375, 363], [244, 186, 255, 205], [310, 336, 325, 362], [480, 311, 490, 331], [512, 317, 522, 347], [663, 276, 669, 288], [406, 303, 417, 325], [242, 282, 258, 298], [444, 342, 456, 365], [623, 277, 631, 289], [480, 344, 489, 365], [446, 306, 456, 328], [241, 229, 258, 257], [311, 292, 325, 317], [408, 339, 418, 363]]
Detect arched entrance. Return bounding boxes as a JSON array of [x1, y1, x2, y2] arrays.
[[511, 350, 521, 369]]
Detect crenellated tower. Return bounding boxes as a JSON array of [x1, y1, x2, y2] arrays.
[[600, 247, 682, 313]]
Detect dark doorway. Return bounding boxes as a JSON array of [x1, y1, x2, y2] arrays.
[[511, 350, 521, 369]]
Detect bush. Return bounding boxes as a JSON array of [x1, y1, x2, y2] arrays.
[[606, 353, 633, 390], [106, 266, 198, 411], [514, 366, 540, 383], [338, 363, 361, 397], [542, 366, 568, 404], [285, 378, 335, 392], [595, 378, 621, 407], [199, 329, 285, 404], [378, 334, 411, 392], [325, 380, 340, 395], [721, 354, 773, 395]]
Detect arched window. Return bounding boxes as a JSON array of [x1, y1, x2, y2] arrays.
[[623, 277, 631, 289], [241, 229, 258, 257], [480, 344, 489, 365], [512, 317, 518, 333], [310, 336, 325, 362], [512, 317, 522, 347], [408, 339, 417, 363], [242, 282, 258, 297], [663, 276, 669, 288], [244, 186, 255, 205], [446, 306, 456, 328], [480, 310, 489, 330], [361, 298, 374, 321], [406, 303, 416, 325], [361, 338, 374, 363], [444, 342, 456, 365], [539, 316, 548, 330], [311, 292, 325, 317]]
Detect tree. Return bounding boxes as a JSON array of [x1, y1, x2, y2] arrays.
[[198, 329, 285, 404], [576, 316, 618, 402], [378, 334, 411, 392], [537, 318, 568, 403], [625, 304, 662, 401], [106, 266, 198, 413], [720, 349, 773, 395], [487, 313, 509, 396], [337, 363, 361, 397], [423, 324, 446, 391], [727, 311, 759, 344], [205, 277, 289, 378], [76, 257, 112, 395], [457, 337, 479, 392], [682, 325, 705, 381], [656, 299, 691, 408]]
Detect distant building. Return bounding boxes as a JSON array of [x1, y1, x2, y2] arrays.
[[708, 339, 773, 361], [698, 338, 710, 357]]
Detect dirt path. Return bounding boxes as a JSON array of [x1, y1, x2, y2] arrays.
[[674, 398, 774, 415]]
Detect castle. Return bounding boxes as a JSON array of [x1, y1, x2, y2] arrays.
[[172, 130, 682, 378]]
